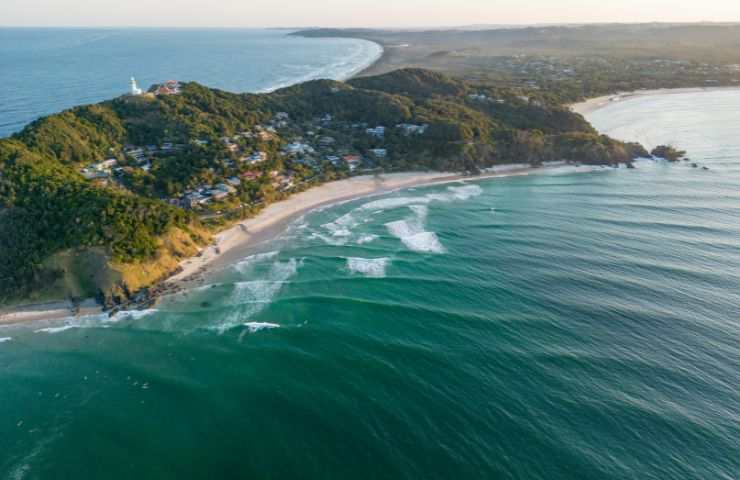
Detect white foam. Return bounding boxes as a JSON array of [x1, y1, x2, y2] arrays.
[[35, 325, 77, 334], [0, 337, 12, 343], [217, 258, 302, 333], [243, 322, 281, 333], [230, 280, 286, 307], [322, 213, 358, 237], [107, 309, 158, 323], [347, 257, 391, 278], [309, 232, 348, 246], [385, 219, 424, 239], [447, 184, 483, 201], [356, 234, 379, 245], [234, 251, 280, 274], [360, 196, 430, 211], [400, 231, 446, 253], [425, 184, 483, 203]]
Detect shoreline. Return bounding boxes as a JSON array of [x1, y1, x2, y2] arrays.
[[168, 164, 577, 288], [0, 299, 102, 327], [0, 165, 565, 326], [571, 85, 740, 116]]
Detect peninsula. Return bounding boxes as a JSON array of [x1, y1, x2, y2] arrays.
[[0, 68, 648, 313]]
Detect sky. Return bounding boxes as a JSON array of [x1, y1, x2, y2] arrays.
[[3, 0, 740, 28]]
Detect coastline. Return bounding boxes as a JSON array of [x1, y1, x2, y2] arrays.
[[169, 163, 589, 288], [0, 165, 558, 327], [571, 86, 740, 116]]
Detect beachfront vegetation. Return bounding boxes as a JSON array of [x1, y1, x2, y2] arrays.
[[0, 68, 649, 304]]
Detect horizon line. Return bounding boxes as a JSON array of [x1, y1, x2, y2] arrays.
[[3, 21, 740, 30]]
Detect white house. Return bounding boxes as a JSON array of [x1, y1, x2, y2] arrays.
[[369, 149, 387, 158], [366, 126, 386, 138]]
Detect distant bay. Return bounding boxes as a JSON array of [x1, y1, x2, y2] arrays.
[[0, 28, 382, 137]]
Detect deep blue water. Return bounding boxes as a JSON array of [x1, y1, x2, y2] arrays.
[[0, 28, 382, 137]]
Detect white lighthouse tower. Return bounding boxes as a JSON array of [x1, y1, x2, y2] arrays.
[[130, 77, 143, 96]]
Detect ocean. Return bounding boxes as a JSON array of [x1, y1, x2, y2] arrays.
[[2, 45, 740, 478], [0, 28, 382, 138]]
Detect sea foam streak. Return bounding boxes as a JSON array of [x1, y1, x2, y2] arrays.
[[234, 251, 280, 274], [35, 325, 78, 334], [357, 234, 379, 245], [244, 322, 280, 333], [0, 337, 12, 343], [216, 258, 302, 333], [347, 257, 391, 278]]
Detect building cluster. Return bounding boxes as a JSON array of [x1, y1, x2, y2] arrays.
[[80, 97, 437, 216]]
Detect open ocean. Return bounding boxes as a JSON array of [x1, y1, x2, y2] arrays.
[[2, 33, 740, 478], [0, 28, 382, 138]]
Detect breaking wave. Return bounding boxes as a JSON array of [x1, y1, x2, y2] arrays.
[[385, 204, 445, 254], [0, 337, 12, 343], [347, 257, 391, 278], [398, 232, 445, 253], [233, 251, 280, 274], [33, 309, 159, 334], [243, 322, 281, 333], [216, 258, 302, 333]]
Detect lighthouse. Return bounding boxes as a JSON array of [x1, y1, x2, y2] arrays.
[[130, 77, 143, 96]]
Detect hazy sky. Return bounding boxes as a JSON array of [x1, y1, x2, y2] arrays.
[[4, 0, 740, 28]]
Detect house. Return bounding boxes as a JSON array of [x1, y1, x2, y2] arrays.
[[126, 148, 146, 163], [275, 112, 289, 120], [208, 189, 229, 201], [369, 149, 387, 158], [81, 168, 109, 180], [227, 176, 241, 187], [243, 151, 268, 165], [155, 80, 181, 96], [284, 142, 314, 155], [95, 159, 118, 171], [194, 139, 209, 146], [318, 136, 336, 147], [396, 124, 428, 136], [241, 171, 260, 180], [343, 155, 363, 171], [366, 126, 386, 138], [183, 192, 207, 209], [326, 155, 341, 165], [256, 129, 274, 141]]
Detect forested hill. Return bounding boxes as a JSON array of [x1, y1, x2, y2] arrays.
[[0, 68, 648, 305]]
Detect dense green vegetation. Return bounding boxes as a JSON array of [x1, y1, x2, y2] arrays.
[[651, 145, 688, 162], [0, 68, 649, 303]]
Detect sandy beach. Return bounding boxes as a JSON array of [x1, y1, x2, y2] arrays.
[[571, 86, 740, 116], [0, 299, 102, 326]]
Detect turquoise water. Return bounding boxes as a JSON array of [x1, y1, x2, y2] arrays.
[[2, 91, 740, 478], [0, 28, 382, 137]]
